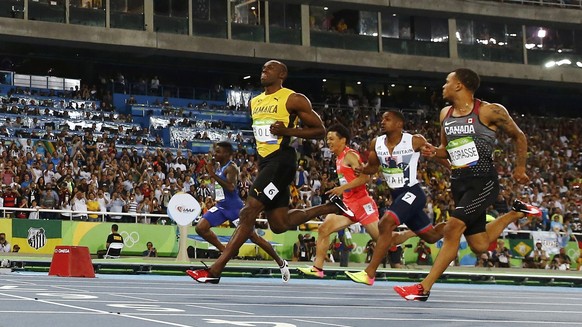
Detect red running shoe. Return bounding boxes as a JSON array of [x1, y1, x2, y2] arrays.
[[511, 199, 541, 216], [186, 269, 221, 284], [393, 284, 430, 302]]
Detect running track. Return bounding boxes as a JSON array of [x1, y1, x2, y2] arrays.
[[0, 272, 581, 327]]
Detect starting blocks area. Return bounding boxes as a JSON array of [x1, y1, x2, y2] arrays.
[[0, 272, 582, 327]]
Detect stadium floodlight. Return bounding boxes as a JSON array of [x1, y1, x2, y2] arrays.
[[556, 59, 571, 66], [544, 61, 556, 68], [576, 62, 582, 68]]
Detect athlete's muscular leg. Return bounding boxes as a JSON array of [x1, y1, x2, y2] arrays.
[[208, 197, 264, 277], [417, 222, 446, 244], [195, 219, 226, 252], [284, 203, 340, 231], [465, 211, 524, 254], [249, 231, 284, 267], [362, 222, 416, 247], [312, 214, 353, 269], [420, 217, 466, 292], [364, 212, 398, 278], [484, 211, 524, 243], [390, 229, 416, 245]]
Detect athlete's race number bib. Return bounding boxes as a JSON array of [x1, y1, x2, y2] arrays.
[[382, 167, 405, 189], [215, 183, 225, 202], [446, 136, 480, 168], [252, 119, 278, 144], [363, 203, 375, 215]]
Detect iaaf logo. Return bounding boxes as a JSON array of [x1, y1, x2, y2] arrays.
[[176, 206, 198, 213]]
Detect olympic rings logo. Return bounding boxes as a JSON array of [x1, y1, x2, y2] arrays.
[[120, 231, 140, 248]]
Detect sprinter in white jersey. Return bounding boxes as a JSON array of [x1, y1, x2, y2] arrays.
[[346, 110, 445, 286]]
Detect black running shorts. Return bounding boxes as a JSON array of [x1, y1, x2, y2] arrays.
[[450, 176, 499, 236], [388, 184, 433, 234], [250, 147, 297, 211]]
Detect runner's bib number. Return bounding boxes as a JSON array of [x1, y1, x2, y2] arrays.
[[446, 136, 480, 168], [215, 183, 225, 201], [252, 119, 278, 144], [382, 167, 405, 188], [363, 203, 375, 215]]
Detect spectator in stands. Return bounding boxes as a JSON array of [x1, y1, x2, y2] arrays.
[[0, 233, 11, 252], [39, 183, 59, 220], [28, 199, 40, 220], [16, 197, 28, 219], [143, 241, 157, 257], [137, 196, 152, 224], [86, 192, 100, 222], [108, 192, 126, 222], [310, 189, 322, 207], [150, 76, 160, 95], [295, 165, 309, 188], [336, 18, 348, 33], [96, 189, 110, 221], [550, 213, 565, 238], [523, 241, 549, 269], [549, 247, 571, 270], [415, 239, 433, 266], [292, 234, 308, 262], [126, 193, 138, 223], [490, 239, 511, 268], [2, 166, 15, 186], [475, 252, 493, 268], [71, 190, 88, 221], [126, 95, 137, 105], [2, 186, 18, 218]]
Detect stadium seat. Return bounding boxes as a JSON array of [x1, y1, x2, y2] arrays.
[[103, 243, 124, 259]]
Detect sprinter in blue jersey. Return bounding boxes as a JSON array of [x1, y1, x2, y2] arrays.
[[190, 141, 290, 282]]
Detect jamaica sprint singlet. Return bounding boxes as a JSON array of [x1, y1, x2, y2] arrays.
[[443, 99, 496, 179], [250, 88, 298, 158], [375, 133, 419, 189]]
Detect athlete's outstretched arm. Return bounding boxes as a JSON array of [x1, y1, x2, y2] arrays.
[[414, 134, 451, 170], [270, 93, 325, 140], [326, 151, 370, 196], [359, 138, 381, 175]]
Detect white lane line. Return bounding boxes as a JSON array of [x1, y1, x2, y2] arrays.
[[293, 319, 353, 327], [0, 292, 195, 327], [110, 293, 159, 302], [54, 313, 582, 325], [185, 304, 253, 315], [36, 298, 582, 314], [51, 285, 91, 293]]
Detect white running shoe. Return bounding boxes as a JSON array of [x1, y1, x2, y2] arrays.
[[280, 260, 290, 283]]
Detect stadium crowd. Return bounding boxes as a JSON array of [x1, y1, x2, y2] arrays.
[[0, 86, 580, 245]]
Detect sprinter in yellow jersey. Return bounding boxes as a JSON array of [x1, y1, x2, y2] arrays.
[[188, 60, 351, 283]]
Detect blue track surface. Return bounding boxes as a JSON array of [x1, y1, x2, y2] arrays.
[[1, 272, 581, 327]]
